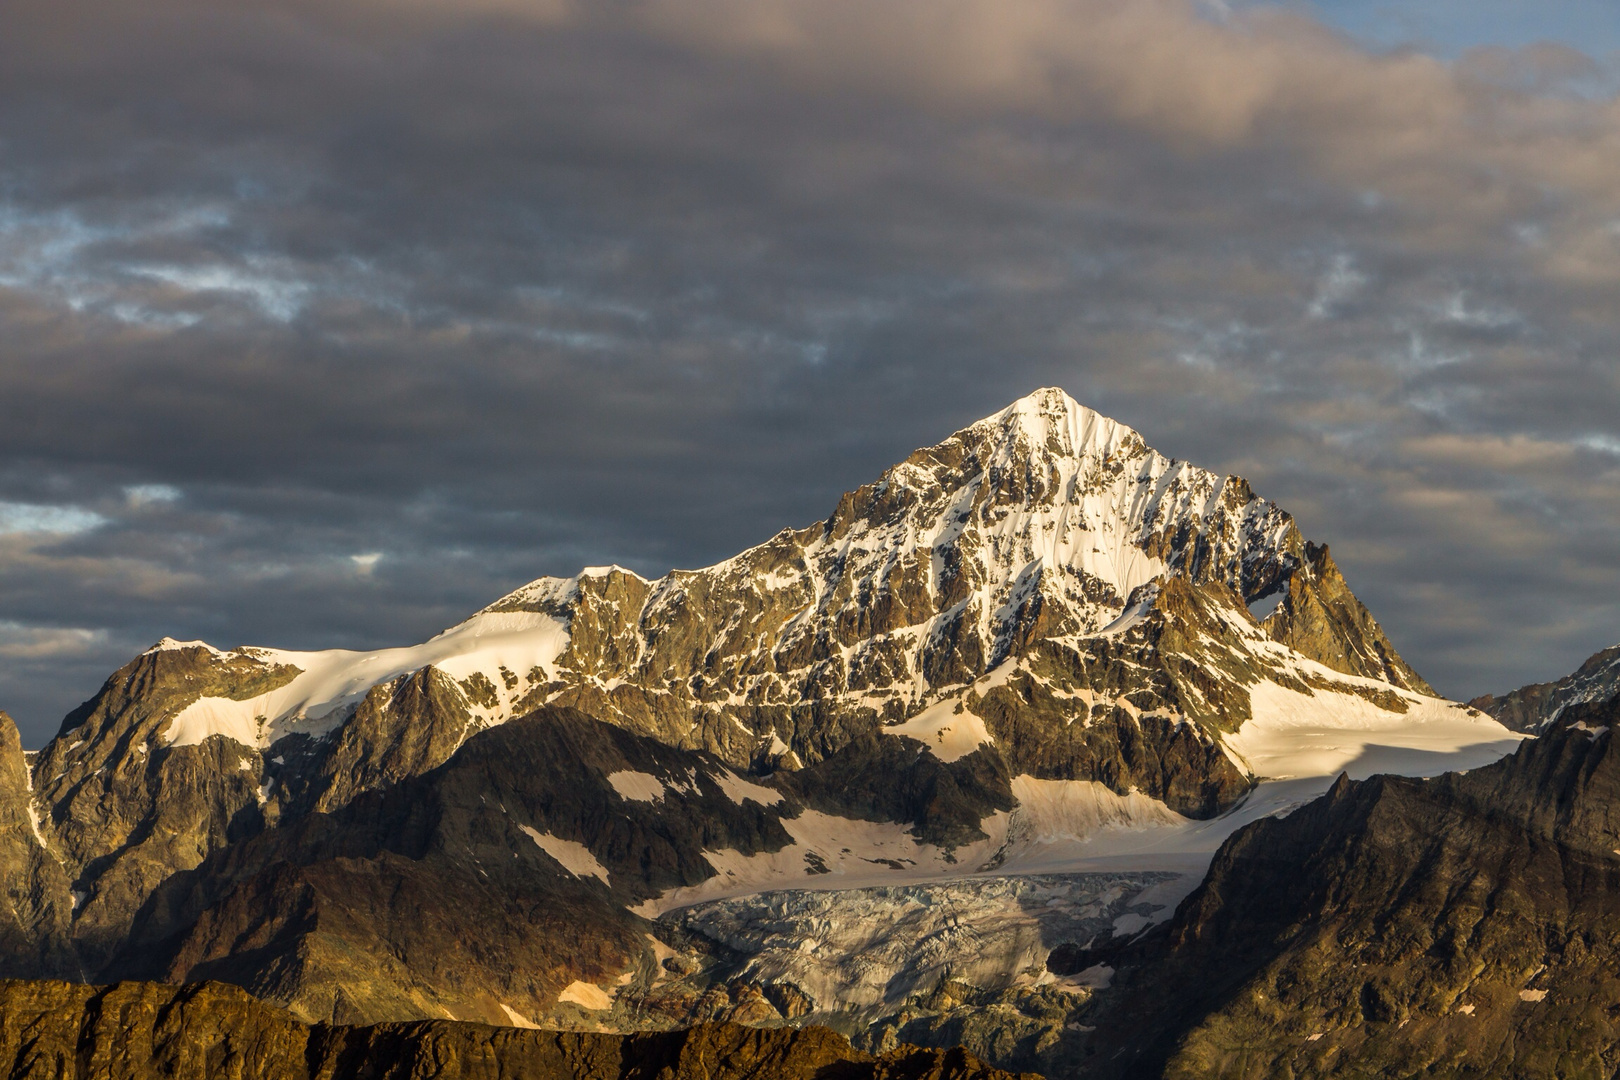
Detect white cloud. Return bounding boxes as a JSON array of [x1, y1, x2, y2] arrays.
[[128, 261, 311, 322], [1307, 254, 1367, 319], [1439, 292, 1520, 330], [0, 502, 105, 536], [1577, 434, 1620, 457], [0, 622, 109, 660], [124, 484, 182, 507]]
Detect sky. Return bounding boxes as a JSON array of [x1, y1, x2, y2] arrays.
[[1301, 0, 1620, 61], [0, 0, 1617, 745]]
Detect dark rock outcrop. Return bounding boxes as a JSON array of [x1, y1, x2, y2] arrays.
[[1259, 542, 1434, 695], [29, 647, 294, 970]]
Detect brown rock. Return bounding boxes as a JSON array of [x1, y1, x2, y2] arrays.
[[0, 977, 1038, 1080]]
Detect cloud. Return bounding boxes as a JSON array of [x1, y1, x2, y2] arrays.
[[0, 503, 105, 536], [0, 0, 1614, 740], [0, 623, 109, 661], [124, 484, 182, 506], [1308, 254, 1368, 319]]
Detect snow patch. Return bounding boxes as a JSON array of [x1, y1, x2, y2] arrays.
[[1074, 964, 1114, 990], [606, 770, 665, 802], [24, 803, 47, 849], [1225, 682, 1523, 782], [581, 565, 641, 579], [557, 981, 613, 1010], [635, 810, 1001, 917], [519, 826, 610, 885], [500, 1003, 540, 1028], [1007, 775, 1188, 842], [161, 608, 571, 749], [713, 771, 782, 806], [146, 637, 225, 655], [1110, 912, 1152, 936], [758, 568, 801, 591], [887, 697, 993, 762], [1099, 594, 1155, 637]]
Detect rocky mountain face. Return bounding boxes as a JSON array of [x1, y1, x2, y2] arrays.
[[0, 715, 74, 981], [1471, 642, 1620, 733], [1068, 696, 1620, 1079], [0, 978, 1030, 1080], [0, 388, 1492, 1073]]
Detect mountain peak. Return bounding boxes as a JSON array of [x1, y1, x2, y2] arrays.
[[50, 392, 1440, 816], [966, 387, 1139, 468]]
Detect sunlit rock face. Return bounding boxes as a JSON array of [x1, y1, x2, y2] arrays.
[[0, 979, 1032, 1080]]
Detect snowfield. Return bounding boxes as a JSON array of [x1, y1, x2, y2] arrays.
[[158, 608, 571, 748]]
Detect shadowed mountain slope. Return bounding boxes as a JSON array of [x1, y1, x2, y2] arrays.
[[1075, 696, 1620, 1079]]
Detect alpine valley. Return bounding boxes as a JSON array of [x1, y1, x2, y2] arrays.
[[8, 387, 1612, 1080]]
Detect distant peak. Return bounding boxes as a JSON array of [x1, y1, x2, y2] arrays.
[[146, 637, 223, 656]]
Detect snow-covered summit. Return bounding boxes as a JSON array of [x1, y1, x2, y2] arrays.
[[975, 386, 1140, 462], [57, 389, 1475, 818]]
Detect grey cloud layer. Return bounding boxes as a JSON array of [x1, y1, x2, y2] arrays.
[[0, 0, 1616, 743]]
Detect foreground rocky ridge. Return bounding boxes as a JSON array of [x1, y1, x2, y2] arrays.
[[1066, 696, 1620, 1079], [0, 978, 1031, 1080], [107, 706, 1016, 1027]]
